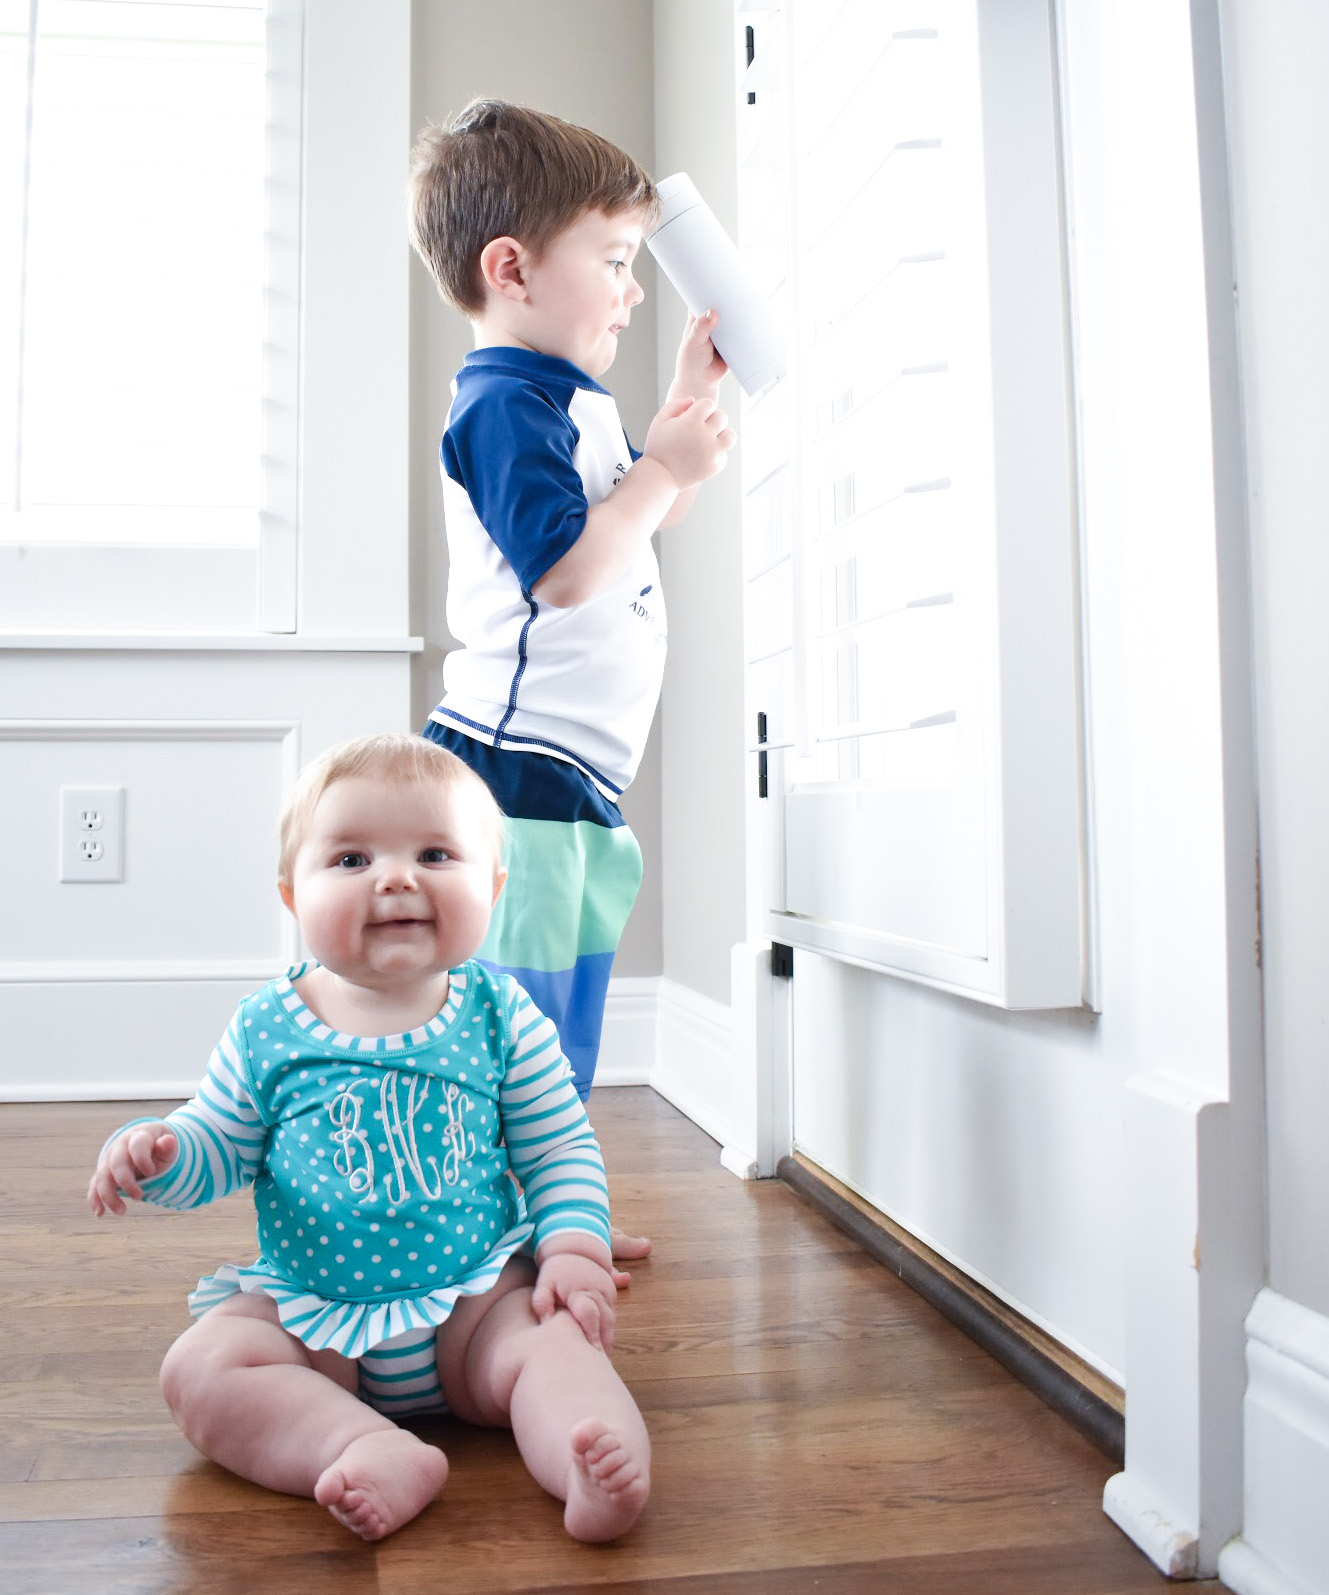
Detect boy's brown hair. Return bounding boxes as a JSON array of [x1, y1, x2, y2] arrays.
[[408, 98, 658, 317], [277, 733, 506, 884]]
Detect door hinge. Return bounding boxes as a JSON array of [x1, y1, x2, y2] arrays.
[[771, 941, 793, 979], [757, 710, 768, 799]]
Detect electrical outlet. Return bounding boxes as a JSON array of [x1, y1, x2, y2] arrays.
[[59, 786, 125, 883]]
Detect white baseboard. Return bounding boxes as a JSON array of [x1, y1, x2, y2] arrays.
[[1102, 1470, 1199, 1579], [0, 1080, 201, 1103], [1217, 1290, 1329, 1595], [648, 977, 750, 1170], [1219, 1540, 1318, 1595], [0, 974, 727, 1118], [593, 976, 658, 1087], [0, 976, 260, 1101]]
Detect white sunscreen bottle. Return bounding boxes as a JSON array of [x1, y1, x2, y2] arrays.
[[646, 172, 787, 398]]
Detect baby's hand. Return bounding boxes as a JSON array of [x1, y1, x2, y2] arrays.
[[643, 395, 736, 492], [531, 1250, 618, 1352], [672, 309, 728, 401], [87, 1122, 178, 1217]]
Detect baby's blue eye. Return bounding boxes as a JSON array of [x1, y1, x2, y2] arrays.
[[336, 852, 368, 869], [420, 847, 449, 864]]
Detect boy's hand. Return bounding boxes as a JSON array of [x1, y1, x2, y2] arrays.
[[643, 395, 736, 492], [669, 309, 728, 405], [87, 1122, 178, 1216], [531, 1249, 618, 1352]]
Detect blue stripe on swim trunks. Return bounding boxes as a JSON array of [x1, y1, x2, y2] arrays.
[[421, 722, 643, 1099]]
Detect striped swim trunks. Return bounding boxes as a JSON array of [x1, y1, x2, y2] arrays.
[[421, 722, 642, 1099]]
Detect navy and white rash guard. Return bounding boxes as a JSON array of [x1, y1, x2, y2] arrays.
[[431, 346, 667, 799]]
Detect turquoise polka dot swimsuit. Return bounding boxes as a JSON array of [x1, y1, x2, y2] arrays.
[[118, 961, 611, 1380]]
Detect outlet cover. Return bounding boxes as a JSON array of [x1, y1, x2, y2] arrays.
[[59, 786, 125, 883]]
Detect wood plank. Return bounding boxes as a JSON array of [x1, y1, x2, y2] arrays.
[[779, 1152, 1126, 1460]]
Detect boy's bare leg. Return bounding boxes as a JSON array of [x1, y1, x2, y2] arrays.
[[440, 1265, 650, 1541], [159, 1294, 447, 1541]]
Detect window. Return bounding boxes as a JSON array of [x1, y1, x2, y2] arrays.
[[739, 0, 1086, 1008], [0, 0, 309, 634], [3, 0, 273, 542]]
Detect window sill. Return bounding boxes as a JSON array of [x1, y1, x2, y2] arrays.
[[0, 632, 424, 653]]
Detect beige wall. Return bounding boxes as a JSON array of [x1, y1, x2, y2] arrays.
[[406, 0, 662, 975], [651, 0, 747, 1004], [1222, 0, 1329, 1318]]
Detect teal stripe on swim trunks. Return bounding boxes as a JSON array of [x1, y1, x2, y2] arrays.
[[480, 814, 642, 1099], [480, 816, 642, 972], [420, 722, 643, 1099]]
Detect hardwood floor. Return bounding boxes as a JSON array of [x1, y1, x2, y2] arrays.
[[0, 1087, 1224, 1594]]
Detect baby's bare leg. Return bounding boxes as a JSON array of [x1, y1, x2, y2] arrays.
[[159, 1294, 447, 1540], [441, 1277, 650, 1542]]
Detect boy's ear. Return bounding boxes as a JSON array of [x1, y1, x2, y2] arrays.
[[479, 236, 529, 302], [491, 866, 508, 907], [278, 879, 296, 917]]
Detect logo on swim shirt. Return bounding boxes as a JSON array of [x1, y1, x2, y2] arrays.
[[630, 582, 663, 632]]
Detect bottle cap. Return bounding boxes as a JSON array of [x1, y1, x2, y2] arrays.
[[650, 173, 702, 235]]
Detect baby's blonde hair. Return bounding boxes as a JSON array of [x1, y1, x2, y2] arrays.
[[277, 733, 505, 883]]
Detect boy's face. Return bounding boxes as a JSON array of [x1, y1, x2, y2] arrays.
[[517, 207, 647, 377], [279, 775, 505, 994]]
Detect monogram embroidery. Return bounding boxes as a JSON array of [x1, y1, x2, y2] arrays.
[[330, 1071, 475, 1204], [329, 1086, 375, 1194]]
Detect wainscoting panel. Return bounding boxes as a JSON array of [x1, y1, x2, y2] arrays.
[[0, 644, 415, 1099], [1, 720, 298, 973]]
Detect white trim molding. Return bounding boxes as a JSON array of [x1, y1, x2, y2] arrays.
[[647, 978, 747, 1173], [1103, 1470, 1199, 1581], [0, 974, 740, 1114], [595, 977, 659, 1088], [574, 974, 758, 1177], [1218, 1290, 1329, 1595], [0, 633, 423, 653], [1103, 1073, 1261, 1578]]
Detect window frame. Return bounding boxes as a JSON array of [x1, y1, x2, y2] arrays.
[[0, 0, 412, 644]]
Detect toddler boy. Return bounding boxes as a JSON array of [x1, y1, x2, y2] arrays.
[[408, 99, 734, 1110]]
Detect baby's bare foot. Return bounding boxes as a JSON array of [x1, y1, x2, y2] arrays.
[[610, 1225, 651, 1262], [564, 1417, 650, 1542], [314, 1429, 448, 1541]]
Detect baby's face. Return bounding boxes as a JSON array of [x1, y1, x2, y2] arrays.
[[284, 775, 504, 990], [519, 206, 648, 377]]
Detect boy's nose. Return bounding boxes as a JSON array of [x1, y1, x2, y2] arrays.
[[625, 272, 644, 308], [375, 861, 418, 891]]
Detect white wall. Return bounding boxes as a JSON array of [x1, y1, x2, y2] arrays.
[[651, 0, 748, 1008], [407, 0, 664, 977], [1216, 3, 1329, 1590], [1221, 0, 1329, 1325]]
